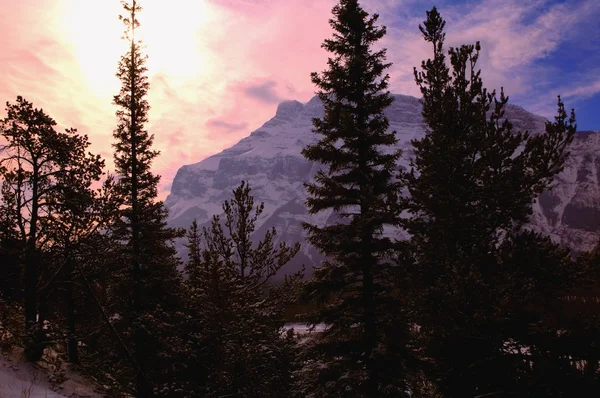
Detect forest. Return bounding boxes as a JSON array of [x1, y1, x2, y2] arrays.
[[0, 0, 599, 397]]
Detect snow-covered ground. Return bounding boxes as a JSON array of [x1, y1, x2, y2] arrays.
[[0, 354, 100, 397]]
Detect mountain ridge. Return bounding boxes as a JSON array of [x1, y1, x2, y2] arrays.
[[166, 94, 600, 276]]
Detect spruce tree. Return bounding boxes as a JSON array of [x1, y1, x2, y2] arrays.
[[109, 1, 184, 395], [184, 219, 202, 282], [494, 230, 600, 395], [180, 182, 301, 397], [299, 1, 408, 396], [405, 7, 578, 396], [570, 246, 600, 384]]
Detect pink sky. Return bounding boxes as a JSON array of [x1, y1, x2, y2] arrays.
[[1, 0, 598, 199]]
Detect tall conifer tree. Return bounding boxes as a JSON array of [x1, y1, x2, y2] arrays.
[[299, 1, 408, 396], [110, 1, 183, 395], [406, 7, 578, 396]]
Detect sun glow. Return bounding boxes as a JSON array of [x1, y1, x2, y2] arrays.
[[61, 0, 216, 97], [139, 0, 214, 83]]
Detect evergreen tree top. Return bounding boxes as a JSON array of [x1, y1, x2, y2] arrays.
[[119, 0, 142, 41], [419, 6, 445, 45], [112, 0, 160, 204]]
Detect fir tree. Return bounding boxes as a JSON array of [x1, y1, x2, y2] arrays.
[[494, 231, 600, 395], [180, 182, 302, 397], [184, 219, 202, 282], [405, 7, 578, 396], [109, 1, 184, 395], [299, 0, 409, 396]]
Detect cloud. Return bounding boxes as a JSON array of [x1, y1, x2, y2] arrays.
[[1, 0, 598, 201], [206, 119, 249, 132], [242, 80, 283, 104], [376, 0, 600, 114], [561, 80, 600, 101]]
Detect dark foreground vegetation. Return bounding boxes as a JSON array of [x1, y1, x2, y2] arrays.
[[1, 1, 598, 396]]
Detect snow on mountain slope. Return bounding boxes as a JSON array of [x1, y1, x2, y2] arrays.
[[166, 94, 599, 275], [529, 131, 600, 252]]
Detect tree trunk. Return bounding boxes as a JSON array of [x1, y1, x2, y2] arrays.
[[362, 246, 378, 396], [357, 110, 378, 395], [24, 168, 42, 361], [23, 250, 43, 362], [66, 257, 79, 364]]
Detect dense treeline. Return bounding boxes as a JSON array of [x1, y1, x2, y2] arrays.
[[0, 0, 598, 396]]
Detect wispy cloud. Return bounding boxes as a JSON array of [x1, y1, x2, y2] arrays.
[[0, 0, 598, 199], [561, 80, 600, 100], [206, 119, 249, 132], [241, 80, 284, 104]]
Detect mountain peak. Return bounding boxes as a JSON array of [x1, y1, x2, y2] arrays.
[[275, 100, 304, 121], [166, 94, 600, 277]]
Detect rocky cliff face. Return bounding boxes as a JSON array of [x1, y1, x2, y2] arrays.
[[529, 131, 600, 252], [165, 94, 599, 277]]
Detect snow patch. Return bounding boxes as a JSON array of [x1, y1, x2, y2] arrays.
[[0, 354, 100, 397]]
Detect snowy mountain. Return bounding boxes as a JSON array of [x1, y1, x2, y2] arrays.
[[165, 94, 600, 277]]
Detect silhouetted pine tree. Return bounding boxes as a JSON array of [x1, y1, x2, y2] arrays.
[[576, 245, 600, 383], [405, 7, 579, 396], [108, 1, 184, 395], [0, 96, 105, 361], [179, 182, 302, 397], [0, 197, 22, 349], [41, 175, 118, 365], [0, 193, 21, 305], [297, 1, 410, 396], [494, 231, 599, 395], [184, 219, 202, 282]]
